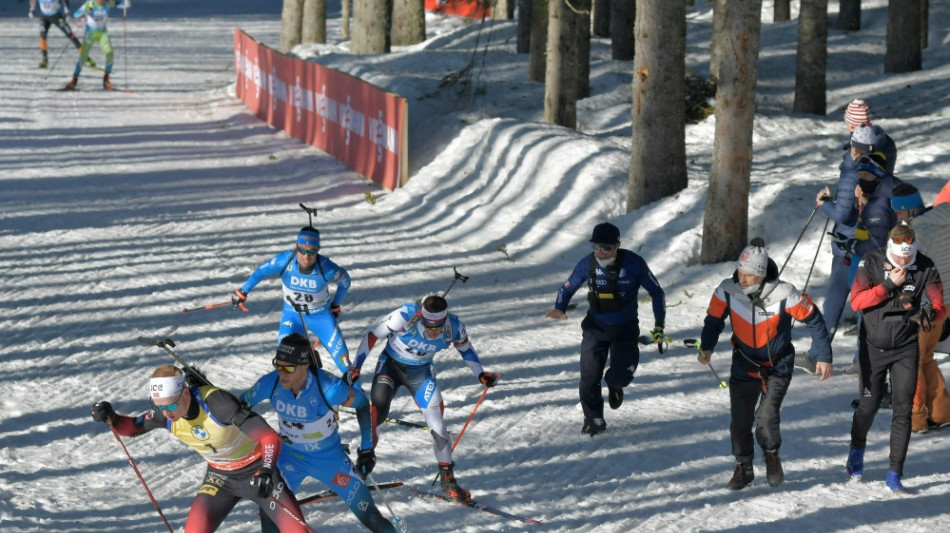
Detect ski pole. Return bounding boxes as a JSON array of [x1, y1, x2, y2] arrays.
[[182, 295, 248, 313], [777, 197, 827, 279], [44, 38, 74, 81], [802, 217, 831, 294], [683, 339, 727, 388], [137, 336, 213, 387], [122, 6, 129, 91], [366, 472, 409, 532], [108, 425, 174, 533], [430, 373, 500, 486], [442, 267, 469, 297]]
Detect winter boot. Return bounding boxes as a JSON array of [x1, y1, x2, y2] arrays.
[[885, 470, 908, 494], [102, 73, 113, 91], [581, 417, 606, 437], [846, 445, 864, 480], [727, 462, 754, 490], [608, 387, 623, 410], [64, 76, 79, 91], [763, 450, 784, 487], [39, 55, 48, 69], [438, 463, 473, 503]]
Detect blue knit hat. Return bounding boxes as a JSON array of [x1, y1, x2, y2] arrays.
[[891, 184, 924, 211], [297, 226, 320, 247]]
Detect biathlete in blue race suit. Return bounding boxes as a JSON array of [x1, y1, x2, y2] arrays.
[[350, 293, 497, 503], [546, 222, 666, 437], [29, 0, 85, 69], [242, 334, 395, 533], [235, 226, 353, 374]]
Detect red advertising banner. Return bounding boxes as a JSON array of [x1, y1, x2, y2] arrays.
[[234, 29, 408, 191], [424, 0, 491, 19]]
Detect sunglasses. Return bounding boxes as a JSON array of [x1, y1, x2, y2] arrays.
[[296, 246, 319, 257], [155, 390, 184, 412], [273, 358, 302, 374], [592, 243, 616, 253], [421, 318, 446, 330], [891, 235, 915, 245]]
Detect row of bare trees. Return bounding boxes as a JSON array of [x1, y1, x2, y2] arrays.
[[277, 0, 930, 264]]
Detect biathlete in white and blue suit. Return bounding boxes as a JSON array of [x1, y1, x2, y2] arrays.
[[349, 293, 498, 503], [242, 333, 395, 533], [235, 226, 353, 374]]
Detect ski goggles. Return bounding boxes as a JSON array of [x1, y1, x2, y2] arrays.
[[296, 246, 319, 257], [890, 235, 915, 245], [273, 358, 303, 374], [154, 390, 184, 412], [421, 317, 446, 330], [592, 243, 617, 253]]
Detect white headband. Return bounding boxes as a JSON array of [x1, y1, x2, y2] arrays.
[[421, 307, 448, 323], [149, 376, 185, 399]]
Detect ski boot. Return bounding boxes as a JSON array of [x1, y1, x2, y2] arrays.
[[102, 73, 113, 91], [39, 56, 48, 69], [438, 463, 473, 504], [64, 76, 79, 91]]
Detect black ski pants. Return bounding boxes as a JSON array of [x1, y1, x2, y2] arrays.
[[39, 15, 81, 50], [729, 372, 792, 465], [579, 314, 638, 423], [850, 340, 919, 475]]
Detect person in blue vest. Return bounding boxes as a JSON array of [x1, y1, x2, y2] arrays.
[[545, 222, 666, 437], [242, 333, 395, 532], [234, 226, 352, 374]]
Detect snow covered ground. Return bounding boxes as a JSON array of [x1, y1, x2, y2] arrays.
[[3, 0, 950, 531]]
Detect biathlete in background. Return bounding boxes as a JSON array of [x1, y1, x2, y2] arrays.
[[29, 0, 93, 69], [90, 364, 312, 532], [350, 293, 497, 503], [233, 226, 353, 374], [65, 0, 129, 91], [241, 334, 396, 533]]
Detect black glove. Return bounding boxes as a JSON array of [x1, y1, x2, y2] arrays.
[[344, 366, 360, 386], [831, 233, 859, 255], [478, 372, 497, 388], [356, 448, 376, 477], [91, 401, 115, 424], [252, 465, 274, 498], [233, 289, 247, 304], [331, 305, 341, 318]]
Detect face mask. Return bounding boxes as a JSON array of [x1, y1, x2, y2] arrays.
[[858, 179, 879, 196], [742, 283, 761, 296], [596, 256, 615, 268]]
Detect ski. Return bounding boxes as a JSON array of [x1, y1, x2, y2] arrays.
[[340, 407, 430, 431], [406, 487, 542, 525], [299, 482, 405, 506]]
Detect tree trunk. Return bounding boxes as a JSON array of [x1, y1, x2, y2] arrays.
[[793, 0, 827, 115], [610, 0, 633, 60], [835, 0, 860, 31], [279, 0, 304, 53], [527, 0, 548, 82], [352, 0, 392, 54], [576, 0, 591, 99], [342, 0, 351, 40], [392, 0, 425, 46], [518, 0, 532, 53], [709, 0, 726, 82], [702, 0, 763, 265], [885, 0, 921, 73], [494, 0, 515, 20], [921, 0, 929, 50], [774, 0, 790, 21], [593, 0, 610, 37], [543, 0, 578, 127], [628, 0, 687, 211], [301, 0, 326, 44]]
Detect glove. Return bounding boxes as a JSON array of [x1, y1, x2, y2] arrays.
[[344, 366, 360, 386], [331, 305, 341, 318], [252, 465, 274, 498], [91, 401, 115, 424], [478, 372, 497, 388], [233, 289, 247, 304], [355, 448, 376, 477], [649, 326, 664, 342], [833, 235, 859, 256]]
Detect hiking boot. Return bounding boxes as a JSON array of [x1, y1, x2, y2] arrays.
[[842, 361, 860, 376], [39, 56, 48, 69], [581, 418, 606, 437], [846, 445, 864, 480], [885, 470, 908, 494], [438, 463, 473, 504], [727, 462, 754, 490], [102, 73, 113, 91], [608, 387, 623, 410], [763, 451, 784, 487], [794, 353, 816, 374], [64, 76, 78, 90]]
